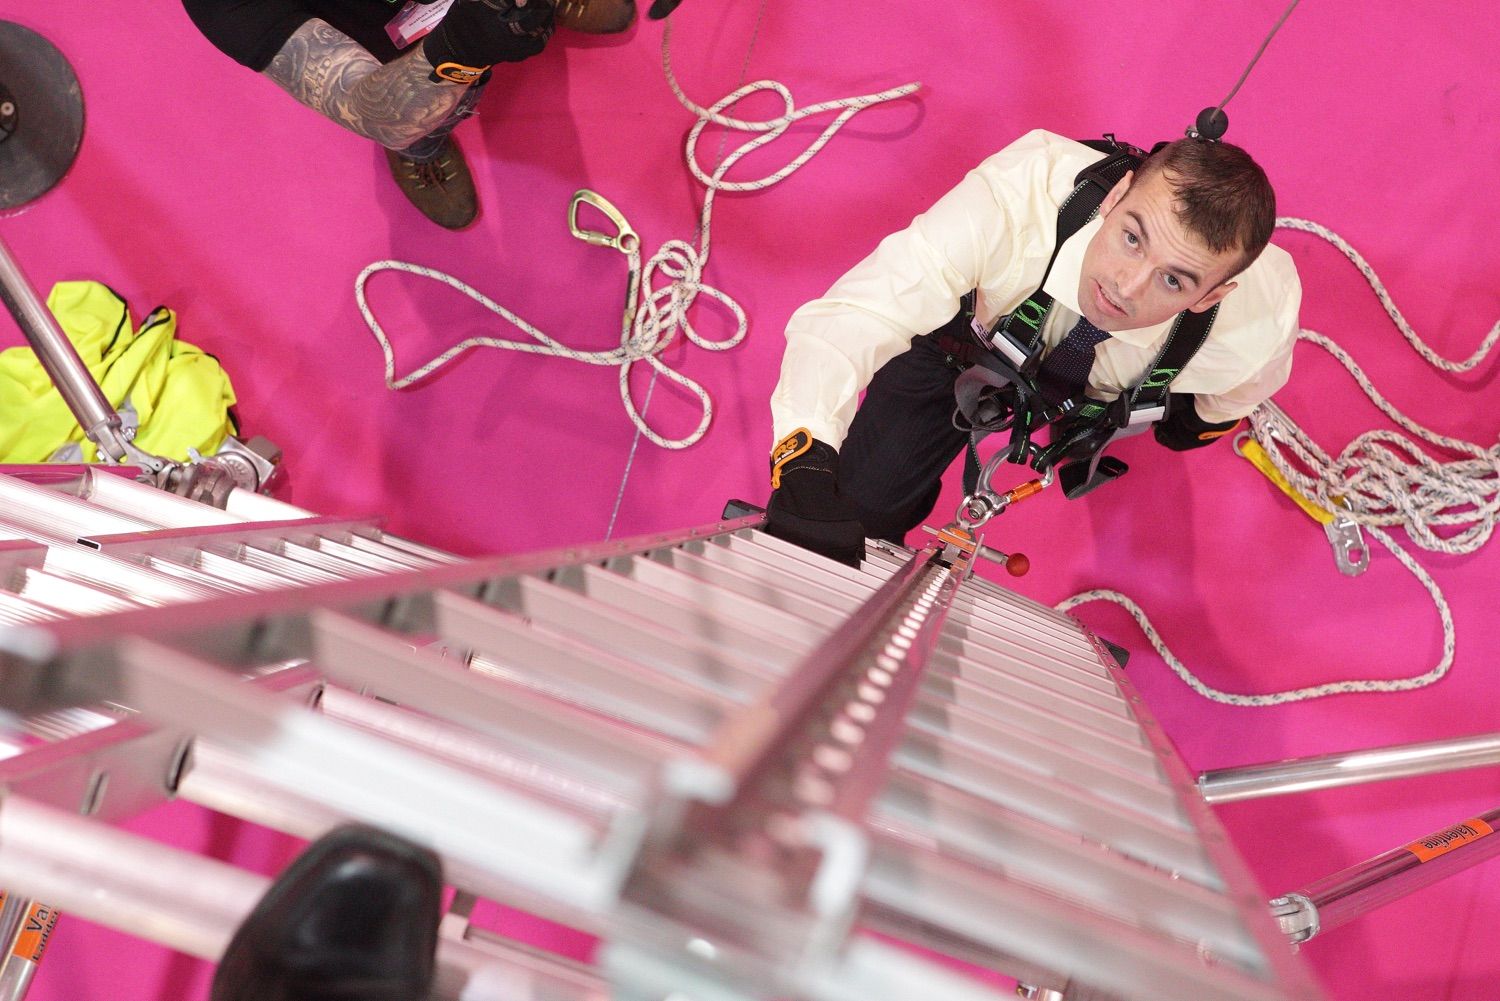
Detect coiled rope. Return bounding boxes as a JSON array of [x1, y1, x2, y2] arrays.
[[355, 23, 919, 450], [1060, 218, 1499, 706]]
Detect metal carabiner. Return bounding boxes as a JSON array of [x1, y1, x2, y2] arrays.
[[956, 460, 1054, 530], [1235, 430, 1369, 576], [1324, 505, 1370, 577], [568, 189, 643, 337], [568, 189, 640, 255]]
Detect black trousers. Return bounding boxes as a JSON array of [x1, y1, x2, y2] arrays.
[[838, 332, 972, 542]]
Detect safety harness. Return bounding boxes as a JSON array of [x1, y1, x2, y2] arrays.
[[949, 136, 1223, 500]]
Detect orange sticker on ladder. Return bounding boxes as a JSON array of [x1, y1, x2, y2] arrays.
[[1404, 819, 1494, 863], [12, 903, 59, 962]]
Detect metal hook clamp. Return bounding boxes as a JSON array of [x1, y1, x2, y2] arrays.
[[568, 189, 640, 255]]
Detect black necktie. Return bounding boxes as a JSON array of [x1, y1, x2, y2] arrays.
[[1037, 315, 1110, 405]]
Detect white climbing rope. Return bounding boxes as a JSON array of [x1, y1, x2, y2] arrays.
[[1060, 217, 1499, 706], [355, 23, 919, 450]]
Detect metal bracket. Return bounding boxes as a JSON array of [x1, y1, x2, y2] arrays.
[[212, 435, 284, 494]]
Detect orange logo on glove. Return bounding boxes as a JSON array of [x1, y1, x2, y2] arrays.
[[432, 61, 488, 84], [770, 428, 813, 488]]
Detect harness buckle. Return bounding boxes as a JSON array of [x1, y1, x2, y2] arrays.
[[980, 321, 1037, 371], [568, 189, 640, 254]]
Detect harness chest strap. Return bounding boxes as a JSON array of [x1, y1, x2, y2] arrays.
[[1035, 303, 1220, 499]]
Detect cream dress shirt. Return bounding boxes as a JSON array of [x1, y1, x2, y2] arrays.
[[770, 129, 1302, 447]]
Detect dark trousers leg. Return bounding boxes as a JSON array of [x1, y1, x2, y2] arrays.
[[839, 334, 969, 542], [398, 79, 488, 162]]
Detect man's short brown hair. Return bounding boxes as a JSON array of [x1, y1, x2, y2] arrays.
[[1134, 138, 1276, 277]]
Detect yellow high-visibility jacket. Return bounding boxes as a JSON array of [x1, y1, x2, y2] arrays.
[[0, 280, 237, 463]]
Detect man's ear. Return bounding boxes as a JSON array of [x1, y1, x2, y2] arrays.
[[1188, 280, 1237, 313], [1098, 171, 1134, 216]]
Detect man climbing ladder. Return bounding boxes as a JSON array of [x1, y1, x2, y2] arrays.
[[763, 129, 1303, 565]]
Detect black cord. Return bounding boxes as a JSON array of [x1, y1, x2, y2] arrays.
[[1194, 0, 1302, 139]]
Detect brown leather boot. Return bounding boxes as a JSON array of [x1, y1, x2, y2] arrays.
[[384, 136, 478, 230], [554, 0, 637, 33]]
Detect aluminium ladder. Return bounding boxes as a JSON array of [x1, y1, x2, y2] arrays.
[[0, 465, 1325, 1001]]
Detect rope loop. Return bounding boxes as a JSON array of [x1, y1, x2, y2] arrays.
[[1061, 219, 1497, 705], [356, 25, 919, 451]]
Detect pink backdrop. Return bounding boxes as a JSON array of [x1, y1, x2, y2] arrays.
[[2, 0, 1497, 998]]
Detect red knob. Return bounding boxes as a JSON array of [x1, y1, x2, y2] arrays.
[[1005, 552, 1030, 577]]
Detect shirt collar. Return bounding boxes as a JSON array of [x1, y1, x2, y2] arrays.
[[1042, 216, 1174, 348]]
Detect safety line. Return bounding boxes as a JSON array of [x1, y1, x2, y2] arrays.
[[606, 2, 768, 539], [1209, 0, 1301, 123], [1061, 219, 1499, 706]]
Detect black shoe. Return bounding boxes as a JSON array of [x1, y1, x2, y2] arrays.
[[210, 825, 443, 1001], [385, 137, 478, 230]]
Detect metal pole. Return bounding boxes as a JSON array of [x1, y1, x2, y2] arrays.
[[0, 897, 22, 962], [0, 899, 58, 1000], [1270, 806, 1500, 943], [1199, 733, 1500, 804], [0, 233, 130, 461], [0, 894, 26, 1001], [0, 795, 603, 1001]]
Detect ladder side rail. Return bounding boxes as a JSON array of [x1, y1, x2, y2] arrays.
[[1088, 634, 1329, 1001]]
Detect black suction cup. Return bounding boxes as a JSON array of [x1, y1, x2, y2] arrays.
[[1192, 106, 1229, 141], [0, 21, 85, 211]]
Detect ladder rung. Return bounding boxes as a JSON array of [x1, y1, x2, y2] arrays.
[[561, 563, 811, 669]]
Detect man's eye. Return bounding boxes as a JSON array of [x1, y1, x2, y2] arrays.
[[1123, 231, 1139, 248], [1162, 273, 1182, 292]]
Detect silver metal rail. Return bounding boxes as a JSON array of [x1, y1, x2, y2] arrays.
[[1271, 807, 1500, 944], [0, 235, 131, 462], [1200, 733, 1500, 804], [606, 545, 973, 1000]]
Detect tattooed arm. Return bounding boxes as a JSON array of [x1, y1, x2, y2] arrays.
[[263, 19, 465, 151]]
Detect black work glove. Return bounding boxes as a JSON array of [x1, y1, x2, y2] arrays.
[[764, 429, 866, 567], [1153, 392, 1241, 452], [423, 0, 555, 83]]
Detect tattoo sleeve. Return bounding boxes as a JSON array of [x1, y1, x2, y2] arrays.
[[264, 19, 467, 150]]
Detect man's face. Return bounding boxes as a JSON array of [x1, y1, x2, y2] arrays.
[[1077, 169, 1242, 332]]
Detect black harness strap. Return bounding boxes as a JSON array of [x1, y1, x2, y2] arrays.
[[986, 139, 1143, 372], [953, 135, 1222, 500], [1036, 303, 1221, 498]]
